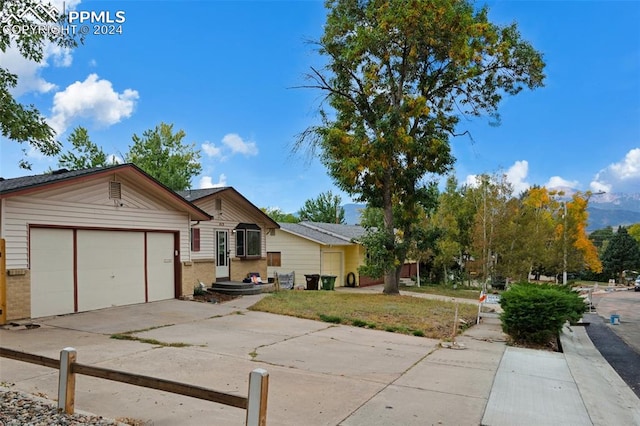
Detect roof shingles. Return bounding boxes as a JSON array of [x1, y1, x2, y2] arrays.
[[279, 221, 366, 246]]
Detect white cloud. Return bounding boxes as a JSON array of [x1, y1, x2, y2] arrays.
[[464, 161, 531, 194], [610, 148, 640, 179], [199, 174, 227, 189], [47, 43, 73, 67], [49, 73, 139, 134], [0, 47, 57, 95], [591, 148, 640, 193], [202, 142, 222, 158], [107, 154, 123, 165], [222, 133, 258, 156], [464, 174, 479, 188], [545, 176, 579, 190], [0, 0, 79, 96], [505, 160, 530, 195]]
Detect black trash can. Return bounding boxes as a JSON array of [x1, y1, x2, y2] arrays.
[[305, 274, 320, 290]]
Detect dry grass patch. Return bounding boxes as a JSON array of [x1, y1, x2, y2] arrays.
[[249, 291, 478, 339], [399, 284, 484, 300]]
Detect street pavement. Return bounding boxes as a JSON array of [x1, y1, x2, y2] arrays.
[[590, 288, 640, 354], [586, 288, 640, 398], [0, 287, 639, 425]]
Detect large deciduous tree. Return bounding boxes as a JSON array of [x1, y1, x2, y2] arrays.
[[262, 207, 300, 223], [297, 0, 545, 294], [57, 127, 110, 170], [298, 190, 345, 223], [513, 186, 556, 281], [431, 176, 475, 285], [552, 192, 603, 282], [126, 122, 202, 191], [1, 1, 79, 168], [467, 174, 513, 284]]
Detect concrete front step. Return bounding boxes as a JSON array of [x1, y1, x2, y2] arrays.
[[399, 278, 416, 286]]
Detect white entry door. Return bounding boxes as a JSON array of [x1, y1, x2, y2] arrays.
[[216, 230, 229, 280]]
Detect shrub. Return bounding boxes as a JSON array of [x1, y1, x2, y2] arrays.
[[500, 283, 586, 345], [193, 285, 206, 296], [352, 319, 368, 327], [319, 314, 342, 324]]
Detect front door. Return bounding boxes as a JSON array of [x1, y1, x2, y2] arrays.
[[216, 230, 229, 280]]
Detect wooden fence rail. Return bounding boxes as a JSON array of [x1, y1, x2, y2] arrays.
[[0, 346, 268, 426]]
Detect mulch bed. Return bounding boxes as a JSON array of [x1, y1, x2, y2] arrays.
[[190, 291, 240, 304]]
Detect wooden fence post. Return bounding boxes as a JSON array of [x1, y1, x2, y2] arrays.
[[58, 347, 77, 414], [245, 368, 269, 426]]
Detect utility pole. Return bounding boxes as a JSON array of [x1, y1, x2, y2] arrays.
[[563, 201, 567, 285]]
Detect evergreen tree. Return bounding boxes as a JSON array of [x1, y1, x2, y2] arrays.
[[601, 226, 640, 283]]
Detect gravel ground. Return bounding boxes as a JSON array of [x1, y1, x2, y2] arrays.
[[583, 312, 640, 398], [0, 390, 124, 426]]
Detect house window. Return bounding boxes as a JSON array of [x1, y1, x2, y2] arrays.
[[235, 223, 261, 258], [267, 252, 281, 267], [191, 228, 201, 252]]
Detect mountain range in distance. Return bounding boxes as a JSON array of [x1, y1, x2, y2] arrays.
[[343, 192, 640, 233]]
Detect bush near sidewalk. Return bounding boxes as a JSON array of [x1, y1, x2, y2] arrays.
[[500, 283, 586, 345]]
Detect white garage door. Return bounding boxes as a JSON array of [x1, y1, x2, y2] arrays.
[[146, 232, 175, 302], [30, 228, 175, 318], [77, 230, 146, 312], [322, 251, 343, 287], [30, 228, 75, 317]]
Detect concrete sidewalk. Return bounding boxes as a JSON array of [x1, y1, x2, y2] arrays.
[[1, 290, 639, 425], [481, 319, 640, 425]]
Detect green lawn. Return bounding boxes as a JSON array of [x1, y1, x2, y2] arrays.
[[249, 291, 478, 340]]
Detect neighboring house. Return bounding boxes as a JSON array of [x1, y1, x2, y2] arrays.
[[0, 164, 211, 323], [178, 188, 280, 284], [266, 221, 384, 288]]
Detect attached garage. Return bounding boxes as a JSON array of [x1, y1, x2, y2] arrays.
[[29, 228, 176, 318], [0, 164, 211, 323], [321, 251, 344, 287]]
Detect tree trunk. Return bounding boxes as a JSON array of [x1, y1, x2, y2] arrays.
[[381, 171, 399, 295], [383, 270, 399, 294]]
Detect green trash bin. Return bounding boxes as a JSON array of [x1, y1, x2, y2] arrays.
[[320, 275, 337, 290]]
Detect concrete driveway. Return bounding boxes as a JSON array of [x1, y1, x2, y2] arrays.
[[0, 296, 448, 426]]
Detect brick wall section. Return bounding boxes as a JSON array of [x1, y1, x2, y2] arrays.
[[180, 260, 215, 296], [231, 258, 267, 282], [6, 270, 31, 321]]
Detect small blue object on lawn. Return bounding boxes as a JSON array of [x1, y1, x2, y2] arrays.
[[610, 314, 620, 325]]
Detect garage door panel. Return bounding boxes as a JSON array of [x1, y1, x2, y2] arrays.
[[322, 252, 343, 287], [77, 230, 145, 311], [30, 228, 74, 318], [147, 233, 175, 301]]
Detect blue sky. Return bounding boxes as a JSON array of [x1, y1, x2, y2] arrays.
[[1, 0, 639, 213]]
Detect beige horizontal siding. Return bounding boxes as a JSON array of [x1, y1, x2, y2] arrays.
[[3, 184, 191, 269], [266, 229, 321, 287], [190, 192, 275, 261]]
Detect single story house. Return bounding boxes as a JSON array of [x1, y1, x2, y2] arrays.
[[178, 188, 280, 284], [0, 164, 211, 323], [266, 221, 384, 288]]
